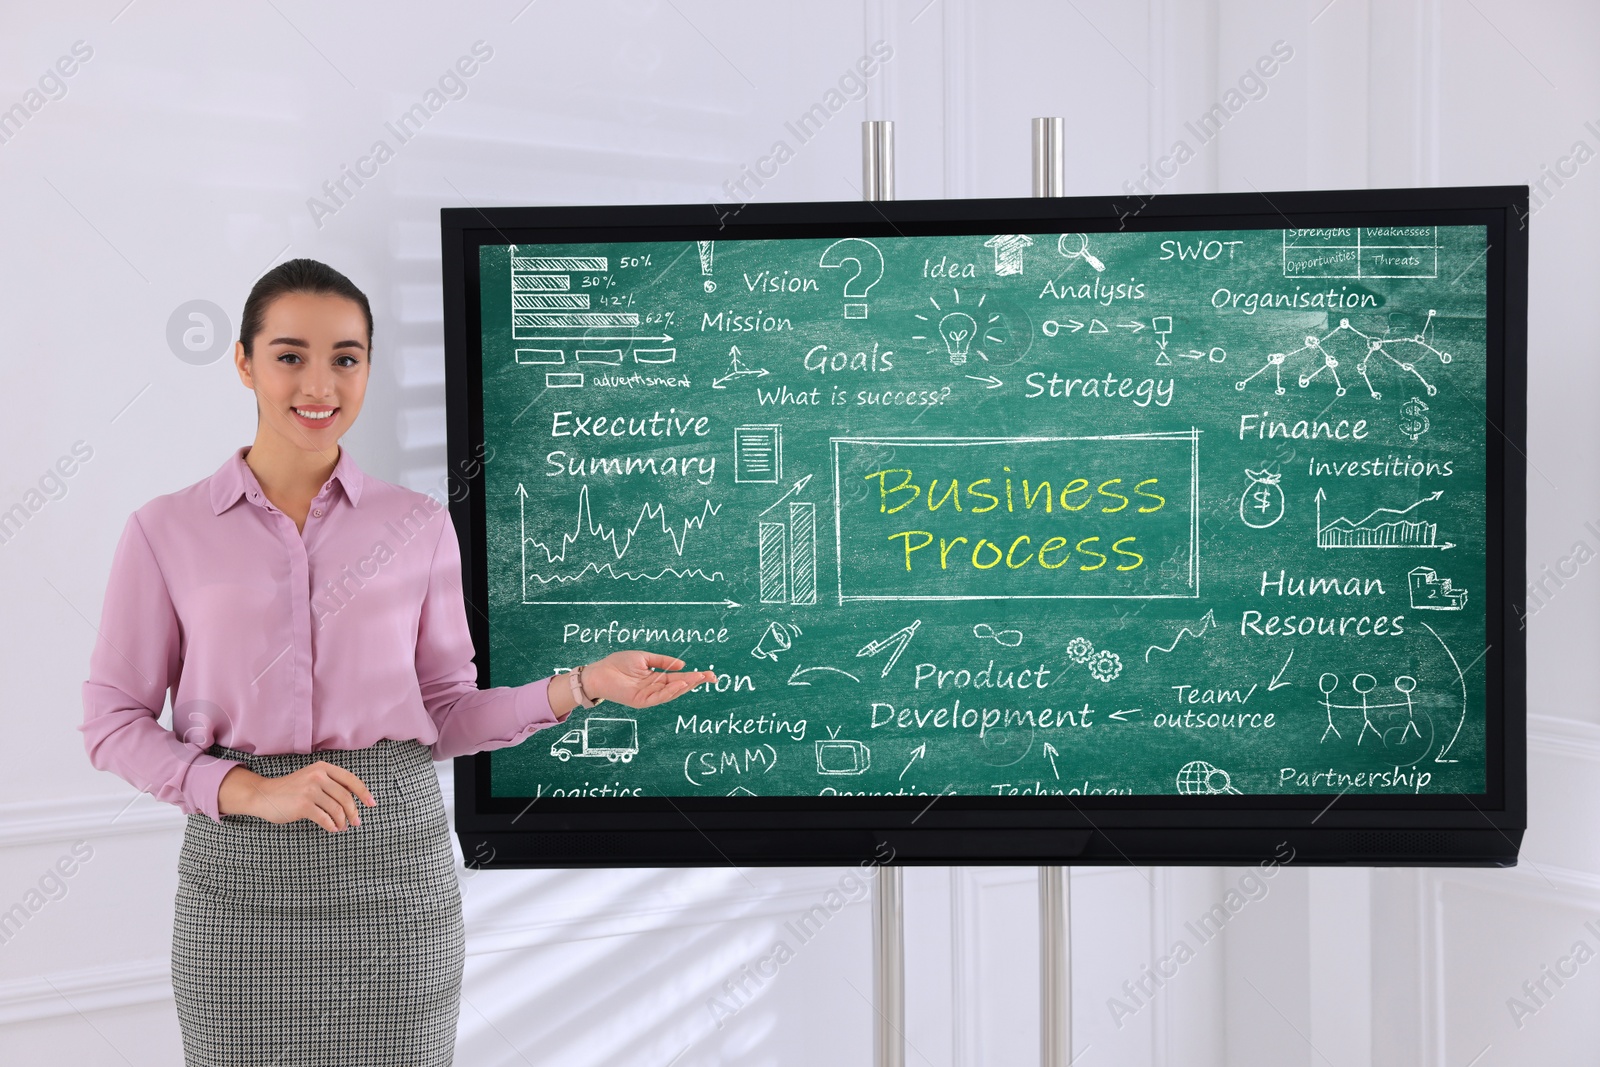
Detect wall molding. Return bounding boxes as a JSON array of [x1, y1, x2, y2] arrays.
[[0, 865, 862, 1024], [0, 792, 184, 851], [0, 957, 171, 1026], [1527, 712, 1600, 763]]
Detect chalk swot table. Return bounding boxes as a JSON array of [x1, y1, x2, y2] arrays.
[[442, 185, 1526, 868]]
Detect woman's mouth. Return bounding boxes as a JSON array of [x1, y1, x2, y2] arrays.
[[292, 405, 339, 428]]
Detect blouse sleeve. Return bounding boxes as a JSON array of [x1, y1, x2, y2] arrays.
[[78, 512, 241, 823], [416, 514, 562, 760]]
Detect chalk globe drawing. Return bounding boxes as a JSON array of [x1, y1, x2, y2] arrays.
[[1176, 760, 1242, 795]]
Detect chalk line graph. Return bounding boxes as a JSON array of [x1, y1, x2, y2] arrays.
[[1315, 488, 1453, 550], [1144, 609, 1217, 662], [519, 483, 730, 601]]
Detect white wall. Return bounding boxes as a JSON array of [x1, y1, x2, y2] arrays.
[[1, 1, 1595, 1063]]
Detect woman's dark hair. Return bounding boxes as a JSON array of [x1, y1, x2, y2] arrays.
[[238, 258, 374, 358]]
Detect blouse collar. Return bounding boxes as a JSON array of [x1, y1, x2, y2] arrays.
[[209, 444, 365, 515]]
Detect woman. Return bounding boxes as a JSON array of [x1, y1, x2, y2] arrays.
[[79, 258, 713, 1066]]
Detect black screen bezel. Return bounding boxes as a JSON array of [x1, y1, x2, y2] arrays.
[[442, 185, 1527, 865]]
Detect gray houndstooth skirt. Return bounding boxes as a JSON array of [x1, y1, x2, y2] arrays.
[[173, 739, 465, 1066]]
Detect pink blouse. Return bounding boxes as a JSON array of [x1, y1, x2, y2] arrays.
[[79, 444, 560, 823]]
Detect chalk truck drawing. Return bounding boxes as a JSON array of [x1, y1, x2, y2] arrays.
[[549, 717, 639, 763]]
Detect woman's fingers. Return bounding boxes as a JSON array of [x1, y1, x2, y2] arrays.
[[325, 764, 376, 807], [321, 780, 362, 830], [305, 793, 343, 833], [636, 670, 712, 706], [635, 651, 686, 671]]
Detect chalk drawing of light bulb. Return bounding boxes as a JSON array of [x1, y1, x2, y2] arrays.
[[939, 311, 977, 364]]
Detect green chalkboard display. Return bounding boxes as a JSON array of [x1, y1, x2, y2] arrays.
[[470, 218, 1492, 803]]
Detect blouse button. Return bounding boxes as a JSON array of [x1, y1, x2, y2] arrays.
[[312, 507, 323, 518]]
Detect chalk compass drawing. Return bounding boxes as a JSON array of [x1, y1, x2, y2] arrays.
[[1239, 469, 1285, 528], [857, 620, 920, 677], [1315, 488, 1452, 550], [1317, 673, 1421, 747], [1409, 566, 1467, 610], [1176, 761, 1242, 795], [1234, 313, 1452, 399]]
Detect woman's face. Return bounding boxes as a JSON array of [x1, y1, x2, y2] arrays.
[[235, 291, 369, 451]]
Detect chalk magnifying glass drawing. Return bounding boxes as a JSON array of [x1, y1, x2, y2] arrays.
[[1057, 232, 1105, 272]]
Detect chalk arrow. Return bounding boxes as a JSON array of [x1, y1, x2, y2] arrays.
[[540, 598, 742, 607], [1144, 609, 1218, 662], [899, 742, 927, 780], [965, 374, 1004, 389], [1178, 349, 1206, 359], [1064, 319, 1084, 333], [711, 367, 769, 389], [759, 473, 813, 518], [522, 332, 674, 343], [787, 665, 862, 686], [1268, 648, 1295, 691], [1042, 742, 1060, 779], [1118, 321, 1147, 333], [1108, 708, 1140, 721]]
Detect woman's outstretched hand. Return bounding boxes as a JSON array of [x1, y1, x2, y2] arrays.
[[581, 651, 715, 708]]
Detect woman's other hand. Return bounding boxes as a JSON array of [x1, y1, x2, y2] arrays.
[[217, 761, 377, 833], [581, 651, 716, 708]]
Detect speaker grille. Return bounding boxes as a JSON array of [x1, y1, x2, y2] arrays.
[[1345, 830, 1452, 855]]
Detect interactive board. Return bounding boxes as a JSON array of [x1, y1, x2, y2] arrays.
[[443, 187, 1526, 867]]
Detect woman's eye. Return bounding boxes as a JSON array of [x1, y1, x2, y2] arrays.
[[277, 352, 302, 364]]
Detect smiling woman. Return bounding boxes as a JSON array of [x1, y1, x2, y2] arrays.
[[79, 258, 715, 1066]]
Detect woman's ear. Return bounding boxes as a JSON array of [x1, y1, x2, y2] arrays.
[[234, 340, 253, 388]]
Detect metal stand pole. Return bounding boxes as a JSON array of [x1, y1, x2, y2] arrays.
[[1034, 116, 1072, 1067], [863, 120, 895, 201], [1039, 867, 1072, 1066], [863, 118, 904, 1067], [1032, 116, 1065, 197], [872, 864, 905, 1067]]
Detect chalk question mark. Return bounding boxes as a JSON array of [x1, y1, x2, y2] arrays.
[[819, 238, 886, 319]]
